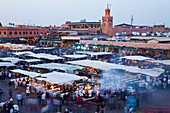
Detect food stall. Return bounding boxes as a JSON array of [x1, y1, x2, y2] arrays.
[[29, 63, 84, 75], [63, 54, 88, 61], [36, 71, 87, 97]]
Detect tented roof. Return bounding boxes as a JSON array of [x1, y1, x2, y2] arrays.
[[0, 57, 21, 64], [76, 51, 112, 56], [67, 60, 164, 77], [12, 51, 34, 56], [150, 60, 170, 66], [10, 69, 41, 78], [0, 62, 15, 67], [36, 71, 87, 84], [30, 63, 83, 72], [120, 56, 153, 61], [63, 55, 87, 59], [26, 53, 63, 60]]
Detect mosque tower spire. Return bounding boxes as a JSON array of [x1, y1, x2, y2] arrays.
[[102, 4, 113, 37]]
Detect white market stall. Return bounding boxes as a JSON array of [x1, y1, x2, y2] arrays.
[[120, 56, 153, 61], [29, 63, 84, 74], [63, 54, 88, 61], [76, 51, 112, 59], [34, 47, 55, 50], [150, 60, 170, 66], [76, 51, 112, 56], [26, 53, 63, 61], [12, 51, 35, 56], [0, 57, 21, 64], [37, 71, 87, 85], [0, 57, 42, 65], [67, 60, 164, 77], [36, 71, 87, 97], [10, 69, 41, 78], [0, 62, 15, 67]]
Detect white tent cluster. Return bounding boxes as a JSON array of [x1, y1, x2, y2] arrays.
[[76, 51, 112, 57], [13, 51, 63, 61], [63, 55, 88, 59], [0, 57, 21, 64], [13, 51, 35, 56], [30, 63, 83, 74], [0, 62, 15, 67], [10, 69, 87, 85], [0, 57, 41, 64], [120, 56, 153, 61], [67, 60, 164, 77], [150, 60, 170, 66], [36, 71, 87, 84], [10, 69, 41, 78], [26, 53, 63, 60]]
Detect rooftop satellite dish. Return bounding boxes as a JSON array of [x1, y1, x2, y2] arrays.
[[141, 33, 147, 36], [93, 37, 98, 41]]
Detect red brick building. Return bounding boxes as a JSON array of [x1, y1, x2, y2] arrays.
[[0, 25, 49, 40], [112, 23, 170, 36]]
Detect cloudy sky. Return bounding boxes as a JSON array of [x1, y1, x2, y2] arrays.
[[0, 0, 169, 27]]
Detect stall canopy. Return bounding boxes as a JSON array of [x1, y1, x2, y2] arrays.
[[0, 57, 41, 64], [150, 60, 170, 66], [30, 63, 84, 73], [26, 53, 63, 60], [0, 62, 15, 67], [10, 69, 41, 78], [76, 51, 112, 57], [12, 51, 35, 56], [63, 55, 88, 59], [36, 71, 87, 84], [0, 57, 21, 64], [120, 56, 153, 61], [67, 60, 164, 77], [22, 59, 42, 63], [34, 47, 55, 50]]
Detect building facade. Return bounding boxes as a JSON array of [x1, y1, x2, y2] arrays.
[[0, 25, 49, 40], [78, 40, 170, 58], [113, 23, 170, 36]]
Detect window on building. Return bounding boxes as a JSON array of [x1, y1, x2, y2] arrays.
[[14, 32, 17, 35], [9, 32, 12, 35], [0, 32, 1, 35], [122, 25, 126, 28], [26, 32, 28, 34], [103, 23, 106, 28], [30, 31, 32, 34], [23, 32, 25, 35], [19, 32, 21, 35], [37, 32, 39, 34], [4, 32, 6, 35], [34, 32, 36, 34]]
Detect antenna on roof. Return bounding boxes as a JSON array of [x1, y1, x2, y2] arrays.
[[131, 15, 134, 26]]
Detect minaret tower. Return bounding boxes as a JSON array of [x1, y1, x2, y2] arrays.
[[102, 4, 113, 37]]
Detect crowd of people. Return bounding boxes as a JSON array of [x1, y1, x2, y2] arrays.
[[0, 46, 170, 113]]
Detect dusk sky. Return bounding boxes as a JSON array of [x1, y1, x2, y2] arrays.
[[0, 0, 170, 27]]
